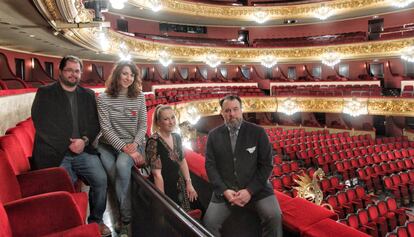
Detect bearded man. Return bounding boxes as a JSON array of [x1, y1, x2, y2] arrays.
[[203, 95, 283, 237], [31, 55, 110, 236]]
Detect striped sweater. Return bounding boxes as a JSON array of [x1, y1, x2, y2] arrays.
[[97, 92, 147, 151]]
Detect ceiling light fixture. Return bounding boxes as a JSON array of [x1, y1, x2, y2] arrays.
[[343, 98, 368, 117], [97, 31, 109, 51], [204, 54, 221, 68], [148, 0, 162, 12], [110, 0, 127, 9], [389, 0, 414, 8], [260, 55, 278, 68], [401, 46, 414, 63], [313, 5, 335, 20], [321, 52, 341, 68], [252, 10, 269, 24], [118, 42, 131, 61], [158, 50, 172, 67], [278, 98, 299, 116]]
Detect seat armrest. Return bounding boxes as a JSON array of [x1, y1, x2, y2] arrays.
[[5, 191, 83, 237], [17, 167, 75, 197]]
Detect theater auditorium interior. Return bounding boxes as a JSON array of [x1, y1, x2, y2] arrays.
[[1, 0, 414, 236]]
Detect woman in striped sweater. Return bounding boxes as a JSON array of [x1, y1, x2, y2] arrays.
[[96, 60, 147, 237]]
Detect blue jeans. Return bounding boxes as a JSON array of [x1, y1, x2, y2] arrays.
[[97, 143, 138, 223], [60, 152, 108, 224]]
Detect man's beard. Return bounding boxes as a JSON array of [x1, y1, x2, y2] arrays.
[[225, 117, 242, 130], [60, 77, 79, 87]]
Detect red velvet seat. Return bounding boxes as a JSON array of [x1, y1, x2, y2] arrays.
[[366, 204, 388, 236], [377, 200, 398, 231], [385, 197, 408, 226], [5, 127, 33, 159], [0, 150, 88, 222], [0, 192, 99, 237], [357, 209, 380, 237]]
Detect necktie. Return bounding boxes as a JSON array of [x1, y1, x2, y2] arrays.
[[229, 128, 238, 153]]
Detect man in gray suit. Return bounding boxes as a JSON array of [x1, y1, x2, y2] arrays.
[[203, 95, 282, 237]]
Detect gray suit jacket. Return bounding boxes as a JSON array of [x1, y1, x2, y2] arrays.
[[205, 121, 274, 203]]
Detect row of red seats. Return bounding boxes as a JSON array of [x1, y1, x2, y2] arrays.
[[317, 151, 414, 176], [326, 186, 377, 219], [270, 131, 357, 146], [295, 143, 414, 166], [272, 161, 301, 177], [386, 221, 414, 237], [383, 170, 414, 206], [0, 118, 99, 236], [340, 198, 411, 237]]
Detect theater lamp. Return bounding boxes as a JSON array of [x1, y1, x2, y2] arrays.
[[389, 0, 414, 8], [148, 0, 162, 12], [204, 54, 221, 68], [278, 98, 299, 116], [321, 52, 341, 68], [158, 51, 172, 67], [260, 55, 277, 68], [176, 104, 200, 150], [342, 98, 368, 117], [313, 5, 335, 20], [118, 42, 131, 61], [401, 46, 414, 63], [110, 0, 127, 9], [252, 10, 269, 24]]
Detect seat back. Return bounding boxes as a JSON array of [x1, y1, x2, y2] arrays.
[[0, 150, 22, 203], [6, 126, 33, 159], [0, 202, 12, 237], [0, 135, 30, 174]]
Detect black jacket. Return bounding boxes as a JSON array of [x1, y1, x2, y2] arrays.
[[205, 121, 274, 203], [31, 82, 100, 169]]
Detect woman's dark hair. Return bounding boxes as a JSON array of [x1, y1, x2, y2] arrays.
[[105, 61, 142, 98]]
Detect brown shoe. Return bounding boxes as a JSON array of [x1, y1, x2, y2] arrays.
[[98, 223, 111, 237]]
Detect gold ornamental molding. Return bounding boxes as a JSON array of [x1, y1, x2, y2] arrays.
[[34, 0, 414, 63], [171, 97, 414, 121], [130, 0, 393, 21]]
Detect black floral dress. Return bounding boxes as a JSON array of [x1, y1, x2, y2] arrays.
[[146, 132, 191, 211]]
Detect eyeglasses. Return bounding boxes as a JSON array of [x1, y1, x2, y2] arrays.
[[62, 68, 82, 74]]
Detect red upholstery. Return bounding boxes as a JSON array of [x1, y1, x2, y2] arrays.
[[0, 151, 87, 222], [302, 218, 370, 237], [0, 135, 30, 174], [184, 149, 208, 181], [2, 192, 99, 237], [5, 127, 33, 159], [282, 197, 337, 233]]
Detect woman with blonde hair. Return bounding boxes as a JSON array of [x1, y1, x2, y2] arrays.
[[97, 60, 147, 237], [146, 104, 198, 210]]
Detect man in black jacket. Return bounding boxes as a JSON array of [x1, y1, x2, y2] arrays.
[[203, 95, 282, 237], [31, 55, 110, 236]]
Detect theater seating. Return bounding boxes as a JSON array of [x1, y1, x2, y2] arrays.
[[0, 191, 99, 237], [0, 150, 88, 222]]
